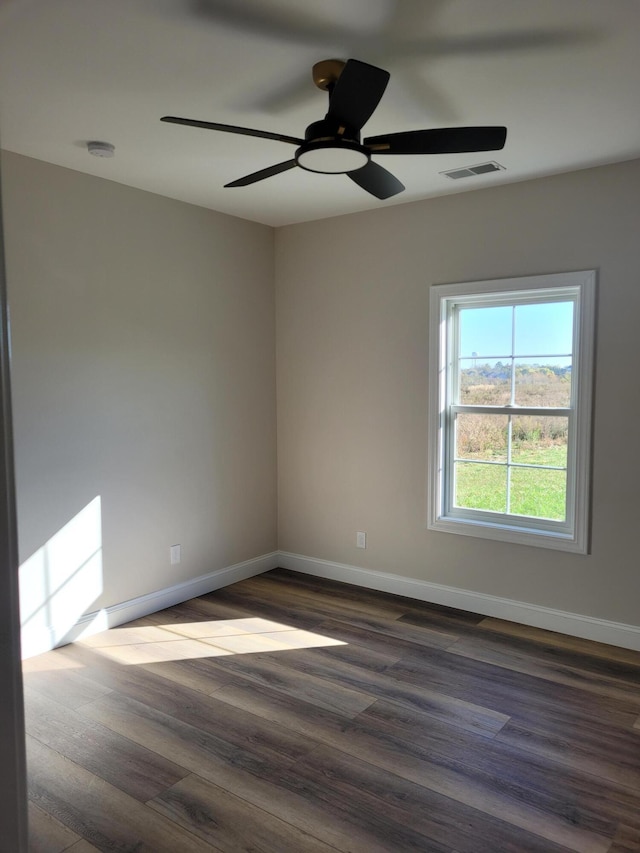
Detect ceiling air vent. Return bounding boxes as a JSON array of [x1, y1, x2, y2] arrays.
[[441, 161, 505, 180]]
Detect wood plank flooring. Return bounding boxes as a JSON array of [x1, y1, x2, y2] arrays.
[[22, 568, 640, 852]]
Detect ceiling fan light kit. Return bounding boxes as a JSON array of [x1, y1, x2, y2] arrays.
[[296, 140, 369, 174], [161, 58, 507, 200]]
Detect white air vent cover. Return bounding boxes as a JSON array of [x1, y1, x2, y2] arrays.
[[441, 161, 505, 180]]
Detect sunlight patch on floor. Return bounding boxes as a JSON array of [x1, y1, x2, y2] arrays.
[[91, 637, 234, 665], [200, 628, 346, 654], [158, 616, 304, 639], [76, 617, 346, 664], [21, 648, 86, 674]]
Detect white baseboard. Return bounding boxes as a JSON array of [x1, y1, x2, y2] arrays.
[[277, 551, 640, 652], [22, 547, 640, 657], [21, 551, 279, 658]]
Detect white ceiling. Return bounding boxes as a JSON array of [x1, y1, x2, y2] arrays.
[[1, 0, 639, 227]]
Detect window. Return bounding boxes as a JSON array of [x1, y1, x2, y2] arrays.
[[428, 271, 595, 553]]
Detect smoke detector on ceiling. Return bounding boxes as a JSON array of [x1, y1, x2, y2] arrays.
[[441, 161, 505, 180], [87, 141, 115, 158]]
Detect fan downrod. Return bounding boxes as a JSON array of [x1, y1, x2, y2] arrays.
[[312, 59, 346, 91]]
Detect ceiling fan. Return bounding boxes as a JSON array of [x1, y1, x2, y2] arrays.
[[161, 58, 507, 200]]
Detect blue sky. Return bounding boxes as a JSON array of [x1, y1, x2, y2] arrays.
[[459, 301, 574, 365]]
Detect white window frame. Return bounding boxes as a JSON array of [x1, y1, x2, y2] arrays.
[[427, 270, 596, 554]]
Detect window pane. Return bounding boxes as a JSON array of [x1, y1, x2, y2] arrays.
[[514, 359, 572, 407], [459, 360, 512, 405], [509, 467, 566, 521], [511, 416, 568, 466], [514, 302, 573, 357], [454, 462, 507, 512], [456, 414, 508, 462], [459, 305, 512, 358]]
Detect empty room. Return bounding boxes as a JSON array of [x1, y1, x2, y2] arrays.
[[1, 2, 639, 851]]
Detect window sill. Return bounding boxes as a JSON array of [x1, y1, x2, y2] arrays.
[[428, 514, 589, 554]]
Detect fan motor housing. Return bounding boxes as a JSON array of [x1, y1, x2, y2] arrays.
[[296, 118, 370, 174], [304, 118, 359, 143]]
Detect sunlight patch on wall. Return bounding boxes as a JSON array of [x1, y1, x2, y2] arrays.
[[19, 496, 103, 657], [81, 616, 346, 665]]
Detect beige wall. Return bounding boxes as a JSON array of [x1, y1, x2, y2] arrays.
[[276, 158, 640, 626], [2, 152, 277, 618], [3, 150, 640, 635]]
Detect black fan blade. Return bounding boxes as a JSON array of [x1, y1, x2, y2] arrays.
[[365, 126, 507, 155], [348, 161, 404, 200], [225, 159, 297, 188], [161, 117, 303, 146], [327, 59, 390, 131]]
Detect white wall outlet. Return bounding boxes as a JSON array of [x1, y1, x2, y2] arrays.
[[356, 531, 366, 549], [170, 544, 181, 565]]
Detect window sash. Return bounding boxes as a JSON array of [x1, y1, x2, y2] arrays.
[[444, 408, 575, 532], [449, 405, 570, 416]]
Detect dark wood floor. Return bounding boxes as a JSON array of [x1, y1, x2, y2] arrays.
[[22, 568, 640, 853]]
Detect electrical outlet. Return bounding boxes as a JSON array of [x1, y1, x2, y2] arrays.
[[170, 544, 181, 565], [356, 531, 366, 549]]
